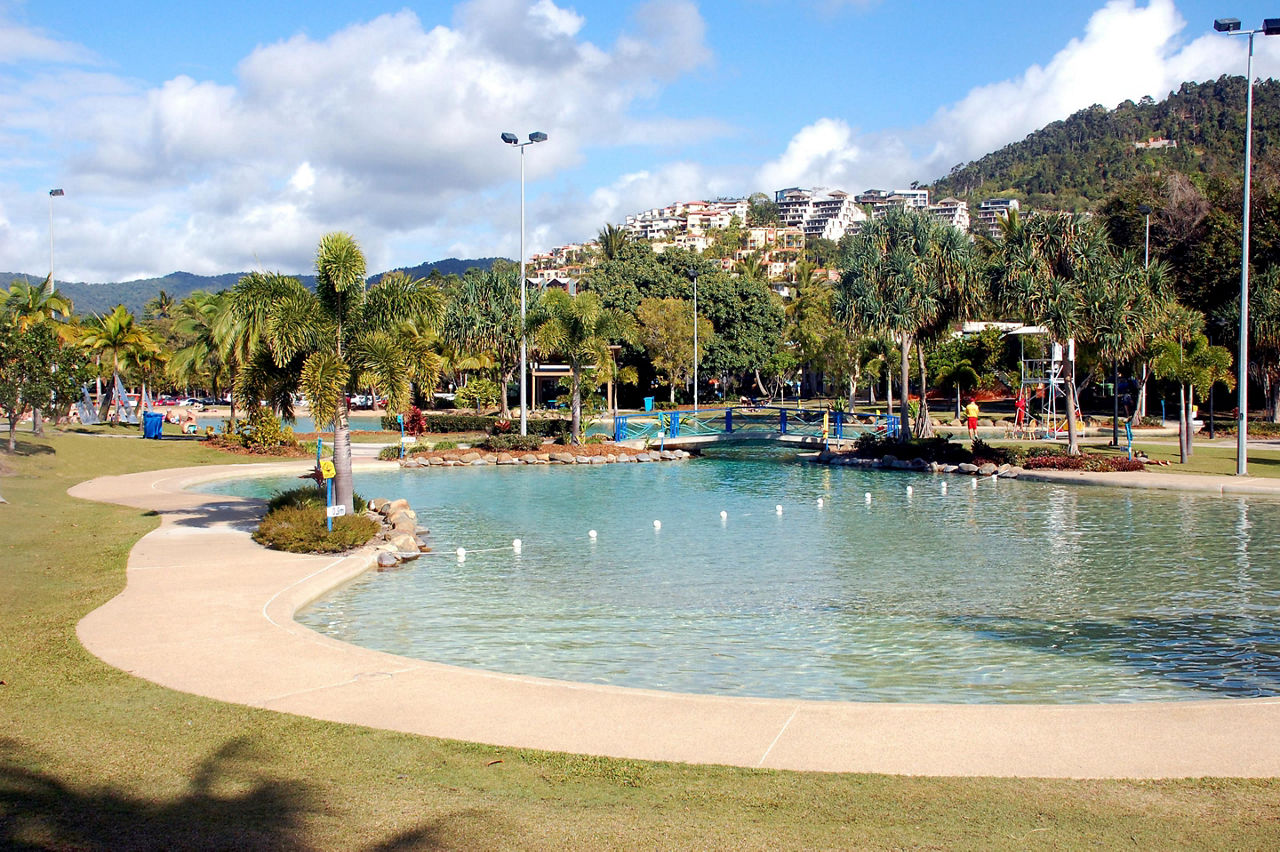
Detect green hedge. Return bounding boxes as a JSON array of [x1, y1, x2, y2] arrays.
[[480, 434, 544, 452], [379, 412, 573, 436]]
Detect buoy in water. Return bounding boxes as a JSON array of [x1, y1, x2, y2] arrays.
[[775, 504, 783, 515], [456, 547, 466, 561], [971, 478, 978, 490], [864, 492, 872, 504], [512, 538, 522, 553], [817, 497, 824, 508], [653, 520, 662, 530], [906, 485, 913, 496], [719, 510, 728, 520], [588, 529, 598, 539]]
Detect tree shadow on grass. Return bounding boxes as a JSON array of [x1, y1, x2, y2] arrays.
[[1, 736, 320, 850], [1, 439, 55, 458], [1, 737, 483, 850]]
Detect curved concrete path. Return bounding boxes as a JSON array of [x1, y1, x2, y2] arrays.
[[71, 462, 1280, 778]]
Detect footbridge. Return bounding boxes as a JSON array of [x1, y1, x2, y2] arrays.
[[608, 406, 901, 448]]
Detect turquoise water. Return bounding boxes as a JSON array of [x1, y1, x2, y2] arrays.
[[202, 446, 1280, 703], [194, 414, 387, 432]]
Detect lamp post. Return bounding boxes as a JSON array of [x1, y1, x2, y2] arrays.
[[49, 188, 64, 285], [1214, 16, 1280, 475], [688, 267, 699, 413], [500, 131, 548, 436]]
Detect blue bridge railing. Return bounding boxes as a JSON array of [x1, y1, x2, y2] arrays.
[[611, 406, 900, 444]]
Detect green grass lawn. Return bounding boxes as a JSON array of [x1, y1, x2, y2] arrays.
[[2, 430, 1278, 849], [1085, 441, 1280, 478]]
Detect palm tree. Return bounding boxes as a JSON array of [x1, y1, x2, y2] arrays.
[[1088, 252, 1165, 441], [78, 305, 160, 423], [144, 289, 176, 320], [441, 265, 531, 419], [532, 290, 633, 443], [935, 359, 980, 420], [232, 234, 443, 513], [735, 252, 765, 281], [987, 212, 1108, 455], [597, 224, 630, 261], [835, 208, 970, 442], [1152, 306, 1233, 463]]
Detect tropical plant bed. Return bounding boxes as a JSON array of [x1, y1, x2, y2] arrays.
[[203, 436, 311, 457], [252, 487, 379, 553]]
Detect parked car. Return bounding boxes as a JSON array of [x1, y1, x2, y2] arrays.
[[178, 397, 204, 407]]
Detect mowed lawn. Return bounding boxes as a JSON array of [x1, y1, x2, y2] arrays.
[[2, 430, 1278, 850]]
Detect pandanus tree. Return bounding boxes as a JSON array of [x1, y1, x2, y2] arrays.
[[987, 212, 1109, 456], [531, 289, 633, 443], [1087, 252, 1167, 440], [836, 207, 974, 441], [440, 265, 532, 419], [232, 233, 444, 514]]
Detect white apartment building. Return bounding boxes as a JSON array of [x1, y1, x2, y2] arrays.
[[856, 188, 931, 220], [927, 197, 970, 232], [623, 198, 747, 241], [973, 198, 1020, 239], [774, 187, 868, 241]]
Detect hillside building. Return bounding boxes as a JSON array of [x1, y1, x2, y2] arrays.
[[973, 198, 1019, 239], [774, 187, 868, 241]]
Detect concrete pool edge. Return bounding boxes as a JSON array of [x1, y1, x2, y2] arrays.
[[71, 460, 1280, 779]]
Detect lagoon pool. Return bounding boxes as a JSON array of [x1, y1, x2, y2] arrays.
[[203, 446, 1280, 703]]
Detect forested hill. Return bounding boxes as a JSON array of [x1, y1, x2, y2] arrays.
[[928, 75, 1280, 210], [0, 257, 501, 317]]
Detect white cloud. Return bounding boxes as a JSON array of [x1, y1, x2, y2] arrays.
[[0, 0, 717, 280], [757, 0, 1280, 194]]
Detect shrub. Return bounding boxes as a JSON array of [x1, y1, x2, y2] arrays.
[[421, 414, 495, 433], [527, 418, 571, 438], [266, 486, 368, 514], [377, 445, 402, 460], [456, 378, 500, 411], [1020, 453, 1145, 472], [491, 418, 513, 435], [584, 434, 606, 445], [970, 438, 1015, 466], [433, 439, 458, 450], [654, 401, 679, 411], [381, 407, 428, 435], [253, 505, 379, 553], [481, 434, 543, 452]]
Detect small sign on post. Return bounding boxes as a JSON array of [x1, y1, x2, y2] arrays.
[[326, 504, 347, 518], [319, 460, 336, 479]]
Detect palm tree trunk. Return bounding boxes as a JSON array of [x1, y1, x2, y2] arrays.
[[1177, 383, 1188, 465], [333, 401, 355, 515], [847, 374, 857, 415], [914, 343, 934, 438], [570, 364, 583, 445], [1187, 386, 1196, 459], [1064, 354, 1080, 456], [898, 333, 912, 442]]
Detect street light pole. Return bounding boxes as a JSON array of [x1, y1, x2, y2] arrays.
[[500, 132, 548, 437], [689, 267, 699, 413], [49, 188, 64, 285], [1214, 16, 1280, 475]]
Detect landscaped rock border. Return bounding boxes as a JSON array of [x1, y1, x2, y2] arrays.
[[396, 446, 693, 468], [809, 448, 1021, 479], [364, 497, 432, 568]]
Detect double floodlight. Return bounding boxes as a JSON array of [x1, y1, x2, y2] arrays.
[[501, 131, 548, 146], [1214, 17, 1280, 34]]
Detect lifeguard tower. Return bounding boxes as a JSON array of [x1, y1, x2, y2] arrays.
[[957, 322, 1075, 438]]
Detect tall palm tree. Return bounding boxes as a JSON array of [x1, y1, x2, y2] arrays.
[[934, 359, 980, 420], [836, 208, 970, 442], [233, 234, 442, 513], [735, 252, 765, 281], [78, 305, 160, 423], [532, 290, 633, 443], [144, 289, 176, 320], [987, 212, 1108, 455]]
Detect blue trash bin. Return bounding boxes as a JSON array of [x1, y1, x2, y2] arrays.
[[142, 411, 164, 439], [643, 396, 654, 412]]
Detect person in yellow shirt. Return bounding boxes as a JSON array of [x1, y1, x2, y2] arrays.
[[964, 399, 980, 441]]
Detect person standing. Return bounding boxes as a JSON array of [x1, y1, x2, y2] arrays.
[[965, 398, 980, 442], [1014, 393, 1027, 426]]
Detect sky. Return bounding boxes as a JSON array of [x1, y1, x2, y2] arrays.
[[3, 0, 1280, 283]]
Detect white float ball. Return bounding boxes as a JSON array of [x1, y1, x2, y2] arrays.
[[456, 547, 466, 560], [512, 538, 522, 553], [588, 529, 598, 539], [775, 504, 783, 515], [817, 497, 824, 507], [719, 510, 728, 520], [653, 520, 662, 530]]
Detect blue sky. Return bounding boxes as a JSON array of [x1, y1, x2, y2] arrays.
[[2, 0, 1279, 281]]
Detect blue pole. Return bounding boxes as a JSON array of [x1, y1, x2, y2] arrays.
[[780, 409, 787, 434], [316, 437, 323, 467], [398, 413, 405, 459], [725, 408, 733, 433], [326, 478, 334, 532]]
